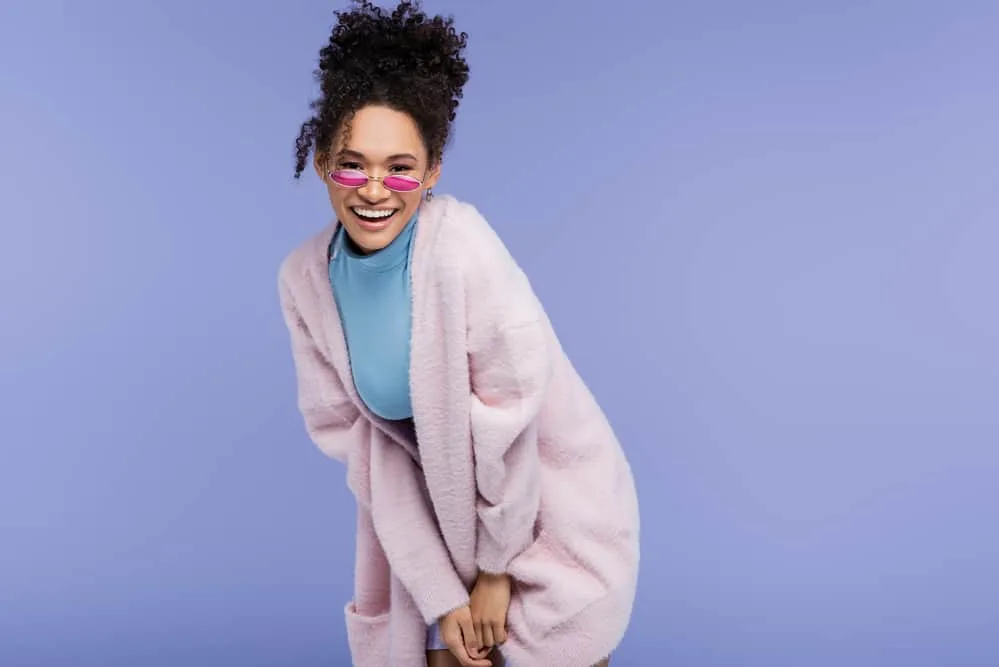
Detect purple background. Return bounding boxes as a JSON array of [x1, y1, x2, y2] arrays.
[[2, 1, 998, 665]]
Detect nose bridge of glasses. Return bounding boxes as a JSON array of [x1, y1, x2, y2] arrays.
[[361, 172, 392, 191], [358, 174, 392, 199]]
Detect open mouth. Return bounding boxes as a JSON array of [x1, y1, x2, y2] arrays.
[[351, 207, 399, 227]]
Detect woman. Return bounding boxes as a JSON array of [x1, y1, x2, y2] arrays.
[[279, 2, 640, 666]]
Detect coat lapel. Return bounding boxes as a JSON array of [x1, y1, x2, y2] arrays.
[[301, 223, 420, 461], [409, 197, 479, 585], [300, 201, 479, 585]]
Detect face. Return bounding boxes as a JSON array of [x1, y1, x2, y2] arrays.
[[315, 105, 441, 254]]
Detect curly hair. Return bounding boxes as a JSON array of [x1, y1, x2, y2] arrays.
[[293, 0, 470, 179]]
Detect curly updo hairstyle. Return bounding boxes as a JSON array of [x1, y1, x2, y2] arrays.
[[293, 0, 470, 179]]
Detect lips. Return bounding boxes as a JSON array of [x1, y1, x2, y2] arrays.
[[350, 206, 399, 230]]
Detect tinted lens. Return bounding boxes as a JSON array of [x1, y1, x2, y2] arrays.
[[382, 175, 422, 192], [330, 170, 367, 188]]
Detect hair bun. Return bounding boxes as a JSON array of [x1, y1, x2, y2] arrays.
[[294, 0, 469, 178]]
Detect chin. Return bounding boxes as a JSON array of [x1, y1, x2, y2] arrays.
[[343, 218, 406, 253]]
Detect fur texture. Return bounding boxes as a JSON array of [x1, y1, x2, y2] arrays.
[[279, 195, 640, 666]]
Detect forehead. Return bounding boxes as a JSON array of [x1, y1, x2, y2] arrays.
[[340, 105, 426, 160]]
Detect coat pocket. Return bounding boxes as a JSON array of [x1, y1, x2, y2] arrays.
[[505, 530, 607, 638], [344, 601, 390, 667]]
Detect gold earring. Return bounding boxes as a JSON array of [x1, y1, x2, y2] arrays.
[[425, 188, 434, 202]]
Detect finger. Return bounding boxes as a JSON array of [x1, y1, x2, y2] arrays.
[[449, 643, 482, 667], [442, 627, 462, 655], [460, 615, 481, 654], [481, 623, 495, 648], [447, 639, 491, 667], [459, 618, 491, 666], [464, 654, 492, 667], [443, 631, 474, 666], [474, 619, 485, 651], [442, 623, 468, 655], [494, 622, 508, 645]]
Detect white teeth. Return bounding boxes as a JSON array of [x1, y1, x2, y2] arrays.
[[352, 207, 395, 219]]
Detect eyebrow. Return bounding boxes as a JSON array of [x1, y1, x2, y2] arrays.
[[337, 149, 419, 162]]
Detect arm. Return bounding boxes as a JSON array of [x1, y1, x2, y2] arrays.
[[464, 217, 552, 575], [470, 319, 550, 574], [279, 273, 362, 462], [368, 436, 474, 623], [281, 269, 472, 625]]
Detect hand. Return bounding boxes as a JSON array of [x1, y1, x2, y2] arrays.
[[438, 605, 493, 667], [470, 571, 511, 651]]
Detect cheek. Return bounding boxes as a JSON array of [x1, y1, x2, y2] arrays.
[[327, 185, 350, 210], [399, 191, 423, 210]]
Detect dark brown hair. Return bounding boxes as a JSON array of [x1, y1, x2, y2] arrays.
[[293, 0, 470, 178]]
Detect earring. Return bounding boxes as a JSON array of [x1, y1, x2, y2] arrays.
[[425, 188, 434, 202]]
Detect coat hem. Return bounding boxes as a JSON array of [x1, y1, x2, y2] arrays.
[[499, 586, 635, 667]]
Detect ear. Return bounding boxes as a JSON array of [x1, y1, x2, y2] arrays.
[[313, 152, 328, 180], [424, 161, 442, 191]]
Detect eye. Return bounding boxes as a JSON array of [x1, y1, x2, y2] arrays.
[[389, 164, 415, 173], [337, 161, 363, 170]]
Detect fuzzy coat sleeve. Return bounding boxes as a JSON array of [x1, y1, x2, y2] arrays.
[[278, 271, 362, 462], [281, 257, 472, 625], [457, 205, 552, 575]]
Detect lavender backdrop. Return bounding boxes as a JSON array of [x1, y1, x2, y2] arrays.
[[2, 1, 997, 665]]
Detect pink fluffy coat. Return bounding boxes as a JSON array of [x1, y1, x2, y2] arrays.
[[278, 195, 640, 666]]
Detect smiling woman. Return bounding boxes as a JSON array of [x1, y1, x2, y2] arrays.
[[280, 2, 638, 667]]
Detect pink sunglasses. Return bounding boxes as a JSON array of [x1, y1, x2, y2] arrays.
[[328, 169, 423, 193]]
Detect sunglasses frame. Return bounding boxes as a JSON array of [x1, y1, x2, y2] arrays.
[[328, 169, 424, 193]]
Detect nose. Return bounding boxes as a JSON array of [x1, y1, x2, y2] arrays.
[[358, 176, 390, 202]]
